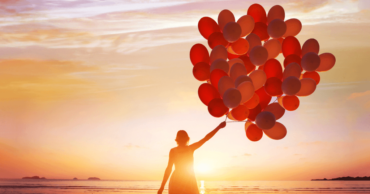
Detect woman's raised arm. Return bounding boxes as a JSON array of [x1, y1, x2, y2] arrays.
[[189, 121, 226, 150]]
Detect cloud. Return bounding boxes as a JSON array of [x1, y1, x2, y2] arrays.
[[348, 90, 370, 100], [123, 143, 145, 150], [244, 153, 252, 156]]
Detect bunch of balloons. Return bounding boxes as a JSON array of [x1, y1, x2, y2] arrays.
[[190, 4, 336, 142]]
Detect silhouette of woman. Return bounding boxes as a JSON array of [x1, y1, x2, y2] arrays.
[[157, 121, 226, 194]]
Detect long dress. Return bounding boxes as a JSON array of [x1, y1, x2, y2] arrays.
[[168, 146, 199, 194]]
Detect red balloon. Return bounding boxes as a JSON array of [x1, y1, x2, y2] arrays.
[[245, 33, 262, 54], [247, 4, 267, 24], [239, 55, 256, 74], [245, 123, 263, 141], [251, 22, 269, 41], [263, 122, 287, 140], [190, 44, 210, 65], [302, 38, 320, 56], [301, 52, 320, 72], [198, 83, 220, 106], [218, 9, 235, 31], [208, 98, 229, 117], [264, 59, 283, 79], [267, 19, 286, 38], [302, 71, 320, 84], [193, 62, 210, 81], [281, 95, 300, 111], [228, 52, 239, 60], [231, 105, 249, 121], [284, 54, 301, 69], [256, 87, 272, 109], [282, 36, 301, 57], [244, 93, 259, 109], [264, 77, 283, 96], [264, 103, 285, 120], [256, 111, 276, 130], [247, 104, 262, 121], [208, 32, 229, 49], [198, 17, 220, 39], [267, 5, 285, 24], [282, 76, 301, 96], [210, 69, 228, 90], [283, 19, 302, 37], [235, 75, 252, 87]]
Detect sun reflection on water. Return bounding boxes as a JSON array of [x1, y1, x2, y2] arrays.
[[200, 180, 205, 194]]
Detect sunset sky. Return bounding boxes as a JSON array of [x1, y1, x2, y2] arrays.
[[0, 0, 370, 181]]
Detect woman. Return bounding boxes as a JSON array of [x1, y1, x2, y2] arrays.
[[157, 121, 226, 194]]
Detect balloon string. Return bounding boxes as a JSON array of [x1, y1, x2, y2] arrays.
[[226, 121, 247, 123]]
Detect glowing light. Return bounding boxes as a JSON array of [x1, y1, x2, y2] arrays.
[[195, 163, 212, 173]]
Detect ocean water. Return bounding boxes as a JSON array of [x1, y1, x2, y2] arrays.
[[1, 179, 370, 194]]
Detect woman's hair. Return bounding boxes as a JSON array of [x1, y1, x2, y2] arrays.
[[175, 130, 190, 146]]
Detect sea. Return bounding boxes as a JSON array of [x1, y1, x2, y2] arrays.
[[1, 179, 370, 194]]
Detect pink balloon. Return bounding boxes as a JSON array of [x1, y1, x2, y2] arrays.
[[283, 19, 302, 37], [223, 88, 242, 108], [245, 33, 262, 54], [235, 75, 252, 87], [256, 111, 276, 130], [296, 78, 316, 97], [267, 5, 285, 24], [263, 39, 281, 59], [267, 19, 286, 38], [210, 45, 228, 63], [218, 76, 235, 96], [223, 22, 242, 43], [283, 62, 301, 80], [316, 53, 336, 72], [249, 70, 267, 90], [302, 38, 320, 56], [237, 81, 255, 103], [263, 103, 285, 120], [263, 122, 287, 140], [301, 52, 320, 72], [218, 9, 235, 31], [230, 63, 248, 81], [250, 46, 268, 66], [210, 58, 229, 73], [237, 15, 255, 37], [282, 76, 301, 96]]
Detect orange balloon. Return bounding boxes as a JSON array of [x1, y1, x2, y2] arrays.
[[281, 95, 300, 111], [245, 33, 262, 54], [247, 3, 267, 23], [231, 105, 249, 121], [218, 76, 234, 96], [263, 39, 281, 59], [267, 5, 285, 24], [296, 78, 316, 97], [248, 103, 262, 121], [223, 88, 242, 108], [264, 77, 283, 96], [190, 44, 210, 65], [267, 19, 286, 38], [263, 122, 287, 140], [235, 75, 252, 87], [210, 69, 228, 90], [283, 62, 301, 80], [218, 9, 235, 31], [231, 38, 250, 55], [237, 15, 255, 37], [223, 22, 242, 43], [263, 103, 285, 120], [228, 52, 239, 60], [249, 70, 267, 90], [264, 59, 283, 79], [227, 45, 239, 55], [302, 71, 320, 84], [244, 93, 259, 109], [251, 22, 269, 41], [210, 58, 229, 74], [193, 62, 210, 81], [237, 81, 255, 103], [256, 111, 276, 130], [316, 53, 336, 72], [210, 45, 228, 63], [208, 32, 229, 49], [230, 63, 248, 81], [239, 55, 256, 74], [208, 98, 229, 117], [282, 76, 301, 96], [198, 17, 221, 39], [227, 112, 237, 120], [301, 52, 320, 72], [198, 83, 220, 106], [283, 19, 302, 37], [245, 123, 263, 141], [256, 87, 272, 109], [245, 120, 253, 129], [250, 46, 268, 66], [282, 36, 301, 57], [302, 38, 320, 56], [284, 54, 301, 68]]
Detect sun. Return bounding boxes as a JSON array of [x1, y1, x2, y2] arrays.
[[195, 163, 212, 174]]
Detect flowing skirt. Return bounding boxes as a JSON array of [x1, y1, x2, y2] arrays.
[[169, 170, 199, 194]]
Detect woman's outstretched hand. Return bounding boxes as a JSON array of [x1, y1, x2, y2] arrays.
[[217, 121, 226, 129]]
